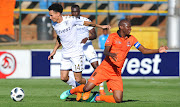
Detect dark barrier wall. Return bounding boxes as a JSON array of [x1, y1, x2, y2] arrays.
[[36, 16, 53, 40], [32, 50, 179, 77]]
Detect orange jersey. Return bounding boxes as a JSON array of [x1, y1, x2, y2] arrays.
[[101, 31, 141, 74]]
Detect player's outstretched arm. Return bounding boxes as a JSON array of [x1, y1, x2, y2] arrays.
[[83, 21, 111, 29], [48, 39, 61, 60], [138, 45, 168, 54]]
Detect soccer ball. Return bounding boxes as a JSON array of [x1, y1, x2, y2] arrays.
[[10, 87, 24, 102]]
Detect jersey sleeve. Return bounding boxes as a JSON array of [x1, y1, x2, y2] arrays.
[[71, 16, 84, 26], [86, 18, 93, 30], [65, 16, 84, 26], [132, 36, 141, 49], [105, 34, 113, 47]]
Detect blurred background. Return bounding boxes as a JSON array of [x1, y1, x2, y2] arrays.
[[1, 0, 179, 50]]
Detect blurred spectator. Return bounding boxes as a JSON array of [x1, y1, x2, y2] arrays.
[[98, 28, 109, 49]]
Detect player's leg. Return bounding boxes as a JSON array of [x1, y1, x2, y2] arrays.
[[88, 90, 123, 103], [71, 55, 87, 84], [90, 61, 98, 69], [74, 72, 87, 101], [60, 81, 96, 100], [87, 73, 123, 103], [74, 72, 86, 84], [70, 81, 96, 94], [60, 66, 106, 100], [91, 61, 106, 95], [71, 55, 89, 100], [60, 70, 69, 82], [83, 43, 106, 95], [113, 90, 123, 103], [60, 57, 79, 88]]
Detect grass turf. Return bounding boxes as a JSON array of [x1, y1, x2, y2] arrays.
[[0, 78, 180, 107]]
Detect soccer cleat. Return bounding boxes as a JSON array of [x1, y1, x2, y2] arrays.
[[86, 93, 99, 102], [60, 89, 71, 100], [76, 93, 82, 101], [82, 91, 91, 100], [99, 89, 106, 95]]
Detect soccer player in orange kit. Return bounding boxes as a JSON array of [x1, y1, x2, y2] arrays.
[[60, 19, 168, 103]]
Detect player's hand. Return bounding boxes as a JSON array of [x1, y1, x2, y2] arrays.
[[81, 37, 88, 44], [101, 25, 111, 30], [159, 46, 168, 53], [48, 52, 55, 60], [109, 53, 117, 61]]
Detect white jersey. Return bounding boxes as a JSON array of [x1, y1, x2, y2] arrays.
[[52, 16, 84, 58], [76, 16, 93, 44], [75, 16, 98, 63]]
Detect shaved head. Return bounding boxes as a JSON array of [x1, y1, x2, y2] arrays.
[[117, 19, 132, 36], [118, 19, 130, 28]]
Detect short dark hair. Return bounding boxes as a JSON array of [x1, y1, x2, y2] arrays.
[[118, 19, 130, 29], [48, 3, 63, 14], [71, 5, 80, 10]]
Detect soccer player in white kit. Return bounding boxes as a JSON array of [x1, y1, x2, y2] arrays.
[[71, 5, 106, 101], [47, 3, 110, 99]]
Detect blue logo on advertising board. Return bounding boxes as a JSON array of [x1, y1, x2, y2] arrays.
[[83, 51, 179, 77], [31, 50, 179, 77]]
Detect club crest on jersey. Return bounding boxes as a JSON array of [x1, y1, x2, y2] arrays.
[[127, 41, 131, 47], [116, 41, 121, 44]]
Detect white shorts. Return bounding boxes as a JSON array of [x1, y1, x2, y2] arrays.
[[60, 55, 84, 72], [82, 42, 98, 63]]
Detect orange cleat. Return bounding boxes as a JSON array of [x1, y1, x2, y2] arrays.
[[99, 89, 106, 95], [82, 91, 91, 100], [76, 93, 82, 101]]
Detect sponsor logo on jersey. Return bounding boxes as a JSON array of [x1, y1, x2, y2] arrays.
[[127, 41, 131, 47]]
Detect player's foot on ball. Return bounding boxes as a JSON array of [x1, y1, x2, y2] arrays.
[[82, 91, 91, 100], [86, 93, 99, 102], [99, 89, 106, 95], [76, 93, 82, 101], [60, 89, 71, 100]]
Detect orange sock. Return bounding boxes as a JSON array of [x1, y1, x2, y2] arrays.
[[96, 95, 116, 103], [70, 84, 85, 94]]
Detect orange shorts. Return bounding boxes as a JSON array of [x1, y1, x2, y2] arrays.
[[88, 65, 123, 92]]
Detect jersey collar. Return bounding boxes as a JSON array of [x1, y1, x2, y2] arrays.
[[117, 30, 131, 38]]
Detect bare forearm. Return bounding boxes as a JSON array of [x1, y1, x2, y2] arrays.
[[142, 48, 159, 54], [84, 21, 103, 29], [53, 40, 61, 53]]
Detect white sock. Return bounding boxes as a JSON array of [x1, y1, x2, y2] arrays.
[[66, 76, 76, 88], [99, 82, 104, 90]]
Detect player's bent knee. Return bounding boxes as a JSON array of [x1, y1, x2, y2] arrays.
[[114, 96, 123, 103], [115, 98, 122, 103], [60, 76, 68, 82], [75, 78, 82, 83]]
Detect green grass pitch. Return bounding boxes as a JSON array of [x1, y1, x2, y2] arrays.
[[0, 78, 180, 107]]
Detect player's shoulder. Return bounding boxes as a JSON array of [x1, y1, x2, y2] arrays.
[[109, 32, 118, 37], [80, 16, 91, 22], [62, 15, 77, 20], [128, 35, 136, 39]]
